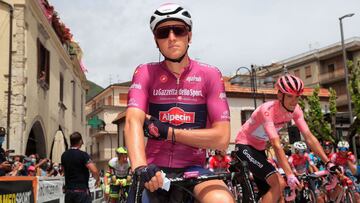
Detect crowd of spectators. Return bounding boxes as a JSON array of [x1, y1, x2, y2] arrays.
[[0, 152, 63, 177]]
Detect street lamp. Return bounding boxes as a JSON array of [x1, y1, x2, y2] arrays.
[[230, 66, 257, 108], [339, 13, 355, 124]]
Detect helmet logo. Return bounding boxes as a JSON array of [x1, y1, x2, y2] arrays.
[[159, 107, 195, 126]]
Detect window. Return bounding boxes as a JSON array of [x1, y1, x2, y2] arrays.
[[305, 66, 312, 78], [107, 95, 112, 105], [119, 93, 128, 105], [59, 73, 64, 102], [72, 80, 76, 113], [294, 69, 300, 77], [37, 39, 50, 88], [241, 110, 254, 125], [328, 64, 335, 73]]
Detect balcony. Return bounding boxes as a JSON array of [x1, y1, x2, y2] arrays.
[[336, 93, 349, 106], [319, 68, 345, 84]]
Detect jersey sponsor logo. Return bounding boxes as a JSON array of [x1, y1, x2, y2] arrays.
[[127, 98, 138, 107], [221, 110, 230, 119], [159, 107, 195, 126], [186, 76, 201, 82], [153, 88, 203, 97], [219, 92, 227, 100], [160, 75, 168, 83], [242, 149, 263, 168], [130, 83, 142, 90]]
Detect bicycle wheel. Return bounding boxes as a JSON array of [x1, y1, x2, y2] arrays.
[[304, 189, 317, 203], [343, 189, 356, 203]]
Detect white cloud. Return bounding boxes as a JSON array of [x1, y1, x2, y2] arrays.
[[49, 0, 360, 87]]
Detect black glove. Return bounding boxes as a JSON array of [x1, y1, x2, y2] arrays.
[[325, 161, 341, 174], [143, 116, 169, 140], [134, 164, 161, 185]]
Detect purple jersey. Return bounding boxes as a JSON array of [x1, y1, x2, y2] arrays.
[[127, 59, 230, 168]]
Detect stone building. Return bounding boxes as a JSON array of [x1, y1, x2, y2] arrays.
[[0, 0, 87, 160]]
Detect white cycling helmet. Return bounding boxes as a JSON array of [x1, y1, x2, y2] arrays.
[[293, 141, 307, 150], [337, 141, 349, 148], [150, 3, 192, 32]]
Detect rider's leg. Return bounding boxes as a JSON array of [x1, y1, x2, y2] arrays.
[[260, 173, 284, 203], [193, 179, 235, 203]]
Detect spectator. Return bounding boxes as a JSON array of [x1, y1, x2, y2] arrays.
[[27, 165, 36, 176], [0, 127, 11, 176], [61, 132, 100, 203]]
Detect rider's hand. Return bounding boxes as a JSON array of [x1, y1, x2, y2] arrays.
[[326, 161, 341, 174], [143, 116, 169, 140], [134, 164, 163, 192], [286, 174, 301, 190]]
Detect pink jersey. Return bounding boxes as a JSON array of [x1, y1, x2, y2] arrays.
[[235, 100, 310, 151], [127, 59, 230, 168], [288, 153, 313, 174], [330, 152, 355, 168]]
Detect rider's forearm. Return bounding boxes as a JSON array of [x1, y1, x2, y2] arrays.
[[347, 160, 357, 175], [273, 144, 293, 176], [304, 131, 329, 164], [124, 112, 147, 171], [171, 121, 230, 150]]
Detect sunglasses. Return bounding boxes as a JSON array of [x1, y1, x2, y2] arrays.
[[338, 147, 348, 151], [154, 25, 189, 39]]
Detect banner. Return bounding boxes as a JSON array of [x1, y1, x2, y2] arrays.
[[0, 177, 37, 203], [37, 177, 64, 203]]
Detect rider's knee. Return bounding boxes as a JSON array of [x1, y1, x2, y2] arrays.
[[200, 191, 234, 203]]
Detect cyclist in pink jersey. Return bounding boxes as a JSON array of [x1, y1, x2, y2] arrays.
[[235, 74, 335, 203], [124, 3, 233, 203]]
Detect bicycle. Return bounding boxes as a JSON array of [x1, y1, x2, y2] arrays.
[[283, 174, 317, 203], [106, 174, 131, 203], [308, 169, 357, 203], [131, 151, 256, 203]]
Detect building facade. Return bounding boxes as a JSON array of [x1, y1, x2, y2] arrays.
[[0, 0, 87, 160], [85, 84, 128, 171], [260, 37, 360, 114]]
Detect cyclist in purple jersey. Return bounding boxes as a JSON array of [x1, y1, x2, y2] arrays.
[[124, 3, 233, 203], [235, 74, 334, 203]]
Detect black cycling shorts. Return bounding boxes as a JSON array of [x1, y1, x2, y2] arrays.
[[235, 144, 277, 196]]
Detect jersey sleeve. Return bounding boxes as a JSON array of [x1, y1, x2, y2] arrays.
[[206, 68, 230, 123], [127, 64, 150, 112], [83, 152, 92, 165], [261, 107, 279, 140], [293, 105, 310, 134]]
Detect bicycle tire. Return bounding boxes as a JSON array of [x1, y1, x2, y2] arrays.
[[343, 189, 356, 203], [304, 189, 317, 203]]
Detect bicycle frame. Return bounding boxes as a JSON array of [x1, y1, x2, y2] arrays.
[[131, 151, 256, 203]]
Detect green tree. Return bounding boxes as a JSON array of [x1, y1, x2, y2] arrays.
[[329, 88, 337, 140], [299, 86, 335, 142], [348, 59, 360, 142]]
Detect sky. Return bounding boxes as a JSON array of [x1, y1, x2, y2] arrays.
[[49, 0, 360, 88]]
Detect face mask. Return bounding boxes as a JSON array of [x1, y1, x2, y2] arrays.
[[31, 158, 36, 163], [0, 136, 4, 144], [54, 166, 59, 171]]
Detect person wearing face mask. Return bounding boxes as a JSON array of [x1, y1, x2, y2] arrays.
[[0, 127, 11, 176]]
